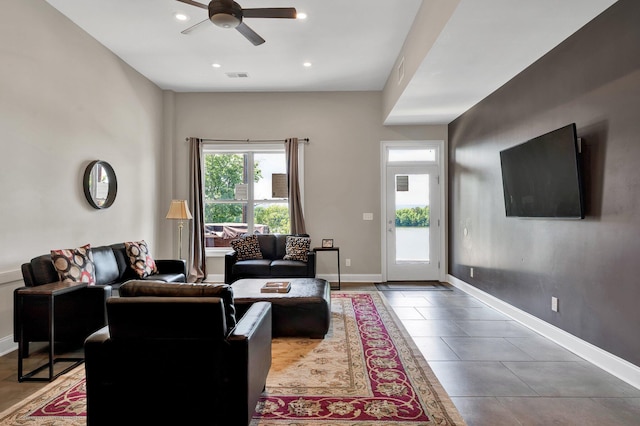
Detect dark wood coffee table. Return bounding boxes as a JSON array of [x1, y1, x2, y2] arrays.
[[231, 278, 331, 338]]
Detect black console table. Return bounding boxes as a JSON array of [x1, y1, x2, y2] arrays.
[[16, 281, 87, 382], [313, 247, 341, 290]]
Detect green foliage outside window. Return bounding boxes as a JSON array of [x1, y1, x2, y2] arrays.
[[203, 154, 263, 223], [204, 153, 290, 233], [255, 205, 290, 234], [395, 206, 430, 227]]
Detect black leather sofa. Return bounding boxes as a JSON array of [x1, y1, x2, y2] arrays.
[[84, 281, 272, 426], [16, 243, 186, 357], [21, 242, 187, 293], [225, 234, 316, 283]]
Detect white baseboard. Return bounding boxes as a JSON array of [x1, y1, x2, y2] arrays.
[[446, 274, 640, 390], [0, 269, 22, 285], [317, 273, 382, 283], [205, 274, 383, 284], [0, 335, 17, 357]]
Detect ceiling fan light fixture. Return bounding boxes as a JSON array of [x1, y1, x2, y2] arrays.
[[210, 12, 241, 28], [209, 0, 243, 28]]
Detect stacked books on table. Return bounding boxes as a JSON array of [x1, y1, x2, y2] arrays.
[[260, 281, 291, 293]]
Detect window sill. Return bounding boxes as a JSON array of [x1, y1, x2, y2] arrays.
[[206, 248, 233, 258]]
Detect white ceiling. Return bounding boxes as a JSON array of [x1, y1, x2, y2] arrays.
[[45, 0, 617, 125]]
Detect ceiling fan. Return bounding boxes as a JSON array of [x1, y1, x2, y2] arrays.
[[176, 0, 297, 46]]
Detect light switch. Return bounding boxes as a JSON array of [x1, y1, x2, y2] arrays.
[[363, 213, 373, 220]]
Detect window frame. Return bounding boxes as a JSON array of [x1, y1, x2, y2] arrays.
[[202, 142, 305, 256]]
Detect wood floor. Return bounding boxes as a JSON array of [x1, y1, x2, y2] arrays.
[[2, 282, 639, 425], [0, 341, 83, 413]]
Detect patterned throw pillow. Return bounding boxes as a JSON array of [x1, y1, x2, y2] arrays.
[[124, 240, 158, 278], [50, 243, 96, 285], [283, 236, 311, 262], [230, 235, 263, 261]]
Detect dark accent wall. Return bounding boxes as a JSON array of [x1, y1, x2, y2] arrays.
[[448, 0, 640, 367]]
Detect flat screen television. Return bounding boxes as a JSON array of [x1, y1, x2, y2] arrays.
[[499, 123, 584, 219]]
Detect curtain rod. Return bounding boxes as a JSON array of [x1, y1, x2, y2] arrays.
[[186, 137, 309, 144]]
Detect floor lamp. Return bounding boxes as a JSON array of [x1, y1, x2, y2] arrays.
[[166, 199, 193, 260]]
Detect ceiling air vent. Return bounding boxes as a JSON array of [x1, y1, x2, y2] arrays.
[[226, 72, 249, 78]]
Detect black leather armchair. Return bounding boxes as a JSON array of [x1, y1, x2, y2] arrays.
[[84, 281, 272, 426]]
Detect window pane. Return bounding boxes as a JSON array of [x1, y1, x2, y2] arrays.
[[204, 153, 246, 201], [202, 144, 299, 249], [254, 202, 289, 234], [254, 152, 287, 200], [388, 148, 436, 162], [204, 203, 245, 248]]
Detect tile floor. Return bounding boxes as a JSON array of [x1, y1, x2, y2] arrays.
[[1, 282, 639, 425], [365, 282, 640, 426]]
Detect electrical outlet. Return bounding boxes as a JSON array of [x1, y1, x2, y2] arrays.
[[346, 258, 351, 267], [470, 267, 474, 278], [552, 297, 559, 312], [363, 213, 373, 220]]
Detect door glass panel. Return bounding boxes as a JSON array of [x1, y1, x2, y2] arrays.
[[394, 173, 429, 262], [389, 148, 436, 162]]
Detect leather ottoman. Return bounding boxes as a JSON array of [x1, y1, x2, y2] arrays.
[[231, 278, 331, 338]]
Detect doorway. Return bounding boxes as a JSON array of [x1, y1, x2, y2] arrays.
[[381, 141, 444, 282]]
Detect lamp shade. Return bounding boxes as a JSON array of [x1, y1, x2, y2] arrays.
[[166, 200, 193, 220]]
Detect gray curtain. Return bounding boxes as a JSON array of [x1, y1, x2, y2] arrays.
[[285, 137, 306, 234], [188, 137, 206, 282]]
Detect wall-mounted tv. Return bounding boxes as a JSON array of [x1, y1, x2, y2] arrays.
[[499, 123, 584, 219]]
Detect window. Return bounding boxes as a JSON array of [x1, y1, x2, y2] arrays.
[[388, 148, 437, 163], [203, 144, 295, 250]]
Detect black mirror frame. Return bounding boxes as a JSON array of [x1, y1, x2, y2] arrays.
[[83, 160, 117, 209]]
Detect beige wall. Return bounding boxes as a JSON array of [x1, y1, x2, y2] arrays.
[[381, 0, 460, 122], [0, 0, 165, 352], [170, 92, 446, 279], [0, 1, 446, 353]]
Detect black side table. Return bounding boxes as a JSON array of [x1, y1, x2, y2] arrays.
[[313, 247, 341, 290], [16, 281, 87, 381]]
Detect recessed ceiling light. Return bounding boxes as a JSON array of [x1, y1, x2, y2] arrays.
[[297, 12, 307, 20], [303, 62, 312, 68], [212, 63, 222, 68], [174, 12, 189, 22]]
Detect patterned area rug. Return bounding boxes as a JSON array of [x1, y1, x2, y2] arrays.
[[0, 292, 465, 425]]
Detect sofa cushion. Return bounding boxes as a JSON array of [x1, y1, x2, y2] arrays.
[[92, 246, 120, 285], [230, 235, 263, 260], [257, 234, 278, 259], [119, 281, 237, 330], [140, 273, 186, 283], [25, 254, 60, 287], [232, 259, 272, 277], [270, 259, 312, 277], [50, 243, 96, 285], [107, 297, 228, 340], [283, 236, 311, 262], [124, 240, 158, 278]]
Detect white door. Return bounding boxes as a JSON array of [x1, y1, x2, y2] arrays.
[[385, 165, 441, 281]]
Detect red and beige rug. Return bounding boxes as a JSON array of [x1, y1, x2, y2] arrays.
[[0, 292, 465, 425]]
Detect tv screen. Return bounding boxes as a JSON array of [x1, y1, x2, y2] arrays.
[[500, 123, 584, 219]]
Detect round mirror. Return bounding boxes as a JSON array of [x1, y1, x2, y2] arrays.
[[83, 160, 117, 209]]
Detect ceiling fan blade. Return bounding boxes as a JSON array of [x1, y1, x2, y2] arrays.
[[175, 0, 208, 10], [236, 22, 265, 46], [180, 18, 210, 34], [243, 8, 297, 19]]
